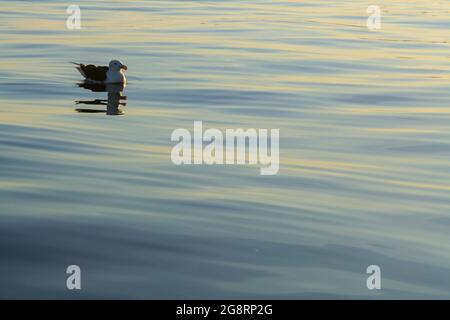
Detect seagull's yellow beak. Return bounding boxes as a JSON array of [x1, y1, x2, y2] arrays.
[[121, 65, 128, 70]]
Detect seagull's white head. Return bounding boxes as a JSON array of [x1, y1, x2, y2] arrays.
[[109, 60, 128, 72]]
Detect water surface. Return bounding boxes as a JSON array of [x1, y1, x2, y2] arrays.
[[1, 0, 450, 298]]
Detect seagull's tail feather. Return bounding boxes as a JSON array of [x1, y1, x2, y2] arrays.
[[71, 62, 87, 78]]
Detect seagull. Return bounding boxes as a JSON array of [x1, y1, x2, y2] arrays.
[[72, 60, 128, 84]]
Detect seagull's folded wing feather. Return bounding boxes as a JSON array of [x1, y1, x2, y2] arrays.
[[80, 64, 109, 81]]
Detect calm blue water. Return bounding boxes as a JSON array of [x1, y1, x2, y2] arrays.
[[1, 0, 450, 298]]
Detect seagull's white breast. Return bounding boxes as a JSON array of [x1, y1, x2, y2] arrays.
[[106, 69, 126, 84]]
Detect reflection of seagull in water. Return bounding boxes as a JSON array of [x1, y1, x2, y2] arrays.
[[71, 60, 127, 84], [75, 82, 127, 116]]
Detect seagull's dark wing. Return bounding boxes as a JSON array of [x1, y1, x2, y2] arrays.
[[75, 63, 109, 81]]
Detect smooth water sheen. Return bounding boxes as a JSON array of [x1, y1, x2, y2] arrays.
[[1, 0, 450, 298]]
